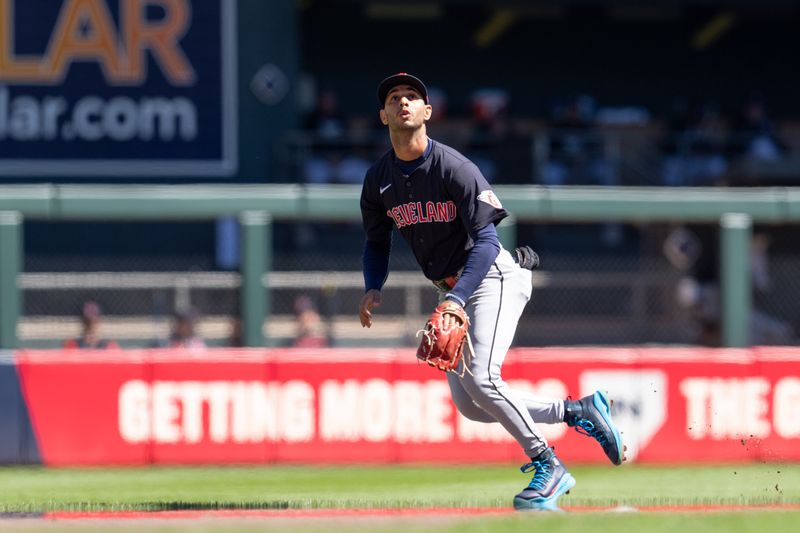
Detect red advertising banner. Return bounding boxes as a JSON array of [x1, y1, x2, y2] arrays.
[[14, 347, 800, 466]]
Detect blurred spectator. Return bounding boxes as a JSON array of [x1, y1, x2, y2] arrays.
[[305, 150, 372, 185], [733, 93, 788, 163], [747, 232, 794, 343], [228, 317, 243, 347], [163, 308, 207, 349], [301, 86, 373, 186], [292, 295, 328, 348], [539, 94, 622, 245], [298, 85, 372, 251], [660, 99, 729, 186], [671, 225, 794, 346], [464, 88, 532, 184], [541, 94, 617, 187], [725, 93, 791, 186], [594, 106, 651, 127], [304, 87, 348, 139], [465, 88, 510, 182], [63, 300, 119, 349]]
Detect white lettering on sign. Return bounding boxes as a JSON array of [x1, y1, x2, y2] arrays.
[[680, 377, 771, 440], [118, 380, 315, 444], [773, 377, 800, 438], [318, 379, 453, 443], [0, 86, 198, 142], [118, 380, 149, 443], [152, 381, 181, 443], [318, 380, 359, 441]]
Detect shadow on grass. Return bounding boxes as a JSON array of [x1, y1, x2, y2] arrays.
[[92, 501, 294, 511], [1, 502, 295, 514], [139, 501, 293, 511]]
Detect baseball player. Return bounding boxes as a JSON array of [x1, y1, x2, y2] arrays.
[[359, 73, 624, 511]]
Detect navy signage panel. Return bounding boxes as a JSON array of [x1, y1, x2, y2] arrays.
[[0, 0, 237, 177], [0, 357, 40, 464]]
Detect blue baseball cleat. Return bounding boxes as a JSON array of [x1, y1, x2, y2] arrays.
[[565, 390, 626, 466], [513, 448, 576, 512]]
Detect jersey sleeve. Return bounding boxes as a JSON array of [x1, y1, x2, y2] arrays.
[[447, 161, 508, 234], [360, 168, 393, 243]]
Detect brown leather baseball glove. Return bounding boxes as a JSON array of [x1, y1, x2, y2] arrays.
[[416, 301, 470, 374]]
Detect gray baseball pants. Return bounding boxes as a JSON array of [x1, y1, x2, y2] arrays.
[[444, 248, 564, 459]]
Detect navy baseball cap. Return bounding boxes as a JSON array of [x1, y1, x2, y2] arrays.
[[377, 73, 429, 107]]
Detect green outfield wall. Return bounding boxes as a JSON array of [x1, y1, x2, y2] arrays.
[[2, 185, 799, 349]]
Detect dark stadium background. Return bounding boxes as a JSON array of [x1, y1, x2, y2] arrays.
[[8, 0, 800, 347]]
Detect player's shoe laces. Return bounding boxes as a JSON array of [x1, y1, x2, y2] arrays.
[[564, 390, 625, 465], [513, 447, 576, 512]]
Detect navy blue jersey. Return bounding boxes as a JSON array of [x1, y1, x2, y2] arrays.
[[360, 139, 508, 281]]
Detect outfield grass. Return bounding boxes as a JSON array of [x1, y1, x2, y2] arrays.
[[0, 463, 796, 512]]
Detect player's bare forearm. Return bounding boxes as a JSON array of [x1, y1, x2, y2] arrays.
[[359, 289, 382, 328]]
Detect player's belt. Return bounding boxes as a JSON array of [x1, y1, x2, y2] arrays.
[[432, 268, 463, 292]]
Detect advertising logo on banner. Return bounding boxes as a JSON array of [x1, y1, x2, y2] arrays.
[[580, 370, 667, 462], [0, 0, 237, 177]]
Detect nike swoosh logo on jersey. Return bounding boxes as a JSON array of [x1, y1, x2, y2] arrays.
[[380, 183, 392, 194]]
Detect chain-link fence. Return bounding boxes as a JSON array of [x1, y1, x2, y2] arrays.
[[18, 220, 800, 348]]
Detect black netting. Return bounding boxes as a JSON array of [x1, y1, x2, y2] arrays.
[[18, 221, 800, 349]]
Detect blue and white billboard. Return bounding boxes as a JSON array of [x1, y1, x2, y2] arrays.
[[0, 0, 237, 177]]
